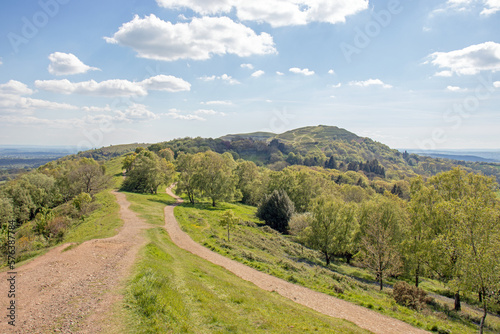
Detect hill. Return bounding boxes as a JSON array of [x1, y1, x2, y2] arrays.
[[220, 131, 276, 141]]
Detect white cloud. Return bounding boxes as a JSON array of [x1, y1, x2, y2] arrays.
[[349, 79, 392, 88], [493, 81, 500, 88], [35, 75, 190, 97], [328, 69, 335, 75], [446, 85, 467, 92], [201, 100, 233, 106], [289, 67, 315, 76], [0, 58, 2, 65], [35, 78, 147, 96], [434, 70, 453, 77], [115, 103, 158, 122], [251, 70, 265, 78], [241, 63, 254, 69], [0, 80, 78, 113], [156, 0, 369, 27], [276, 71, 284, 76], [481, 0, 500, 15], [82, 105, 112, 113], [331, 83, 342, 88], [428, 42, 500, 75], [166, 108, 206, 121], [199, 74, 240, 85], [48, 52, 100, 76], [105, 14, 277, 61], [0, 80, 33, 96], [141, 75, 191, 92], [195, 109, 226, 116]]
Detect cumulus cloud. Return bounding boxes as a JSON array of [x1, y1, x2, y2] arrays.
[[48, 52, 100, 76], [328, 69, 335, 75], [199, 74, 240, 85], [35, 75, 190, 97], [481, 0, 500, 15], [241, 63, 254, 69], [166, 108, 206, 121], [446, 85, 467, 92], [140, 75, 192, 92], [251, 70, 265, 77], [0, 58, 2, 65], [276, 71, 284, 75], [0, 80, 78, 113], [493, 81, 500, 88], [105, 14, 276, 61], [289, 67, 315, 76], [349, 79, 392, 88], [0, 80, 33, 96], [115, 103, 158, 121], [156, 0, 369, 27], [428, 42, 500, 75], [82, 105, 112, 113]]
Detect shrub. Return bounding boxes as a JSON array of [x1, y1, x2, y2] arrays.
[[256, 189, 295, 233], [392, 281, 431, 310]]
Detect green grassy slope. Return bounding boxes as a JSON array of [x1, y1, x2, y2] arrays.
[[174, 200, 500, 334], [121, 193, 371, 334]]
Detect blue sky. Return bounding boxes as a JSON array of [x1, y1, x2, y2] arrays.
[[1, 0, 499, 150]]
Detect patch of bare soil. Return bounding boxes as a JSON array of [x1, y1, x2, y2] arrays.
[[0, 191, 149, 334]]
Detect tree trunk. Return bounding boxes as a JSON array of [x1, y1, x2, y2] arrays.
[[324, 252, 330, 266], [479, 289, 487, 334], [227, 226, 230, 242], [377, 272, 383, 291], [454, 291, 461, 311], [212, 198, 216, 207], [415, 262, 420, 287]]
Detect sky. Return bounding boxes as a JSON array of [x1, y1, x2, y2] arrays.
[[0, 0, 499, 150]]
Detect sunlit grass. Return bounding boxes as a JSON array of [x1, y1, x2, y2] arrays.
[[175, 201, 500, 334]]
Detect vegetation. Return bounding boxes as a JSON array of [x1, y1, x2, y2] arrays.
[[256, 189, 295, 233], [122, 196, 370, 334]]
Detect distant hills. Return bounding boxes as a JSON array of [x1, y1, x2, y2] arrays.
[[3, 126, 499, 183]]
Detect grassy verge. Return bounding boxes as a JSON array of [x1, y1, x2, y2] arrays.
[[175, 201, 500, 334], [121, 193, 370, 334], [122, 190, 176, 226], [63, 190, 122, 244]]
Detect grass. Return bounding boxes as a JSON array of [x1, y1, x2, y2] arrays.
[[63, 190, 122, 244], [121, 195, 371, 333], [174, 200, 500, 334], [122, 190, 176, 226]]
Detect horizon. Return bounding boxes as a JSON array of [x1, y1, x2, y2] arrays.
[[1, 1, 499, 150]]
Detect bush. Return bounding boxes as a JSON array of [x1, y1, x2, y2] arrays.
[[256, 190, 294, 233], [393, 281, 432, 310]]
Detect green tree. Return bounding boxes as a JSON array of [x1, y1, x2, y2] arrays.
[[235, 160, 265, 206], [123, 151, 174, 194], [256, 189, 295, 233], [303, 196, 358, 265], [68, 158, 111, 197], [158, 148, 175, 162], [404, 177, 436, 287], [359, 195, 404, 290], [427, 168, 500, 331], [193, 151, 240, 207], [122, 152, 137, 172], [219, 210, 239, 241], [175, 152, 201, 204]]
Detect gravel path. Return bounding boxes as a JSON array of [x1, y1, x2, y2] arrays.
[[0, 191, 149, 334], [164, 187, 429, 334]]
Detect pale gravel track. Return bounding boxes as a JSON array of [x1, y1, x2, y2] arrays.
[[0, 191, 149, 334], [164, 186, 429, 334]]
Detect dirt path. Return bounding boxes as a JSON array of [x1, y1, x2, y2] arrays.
[[0, 191, 149, 334], [164, 187, 429, 334]]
